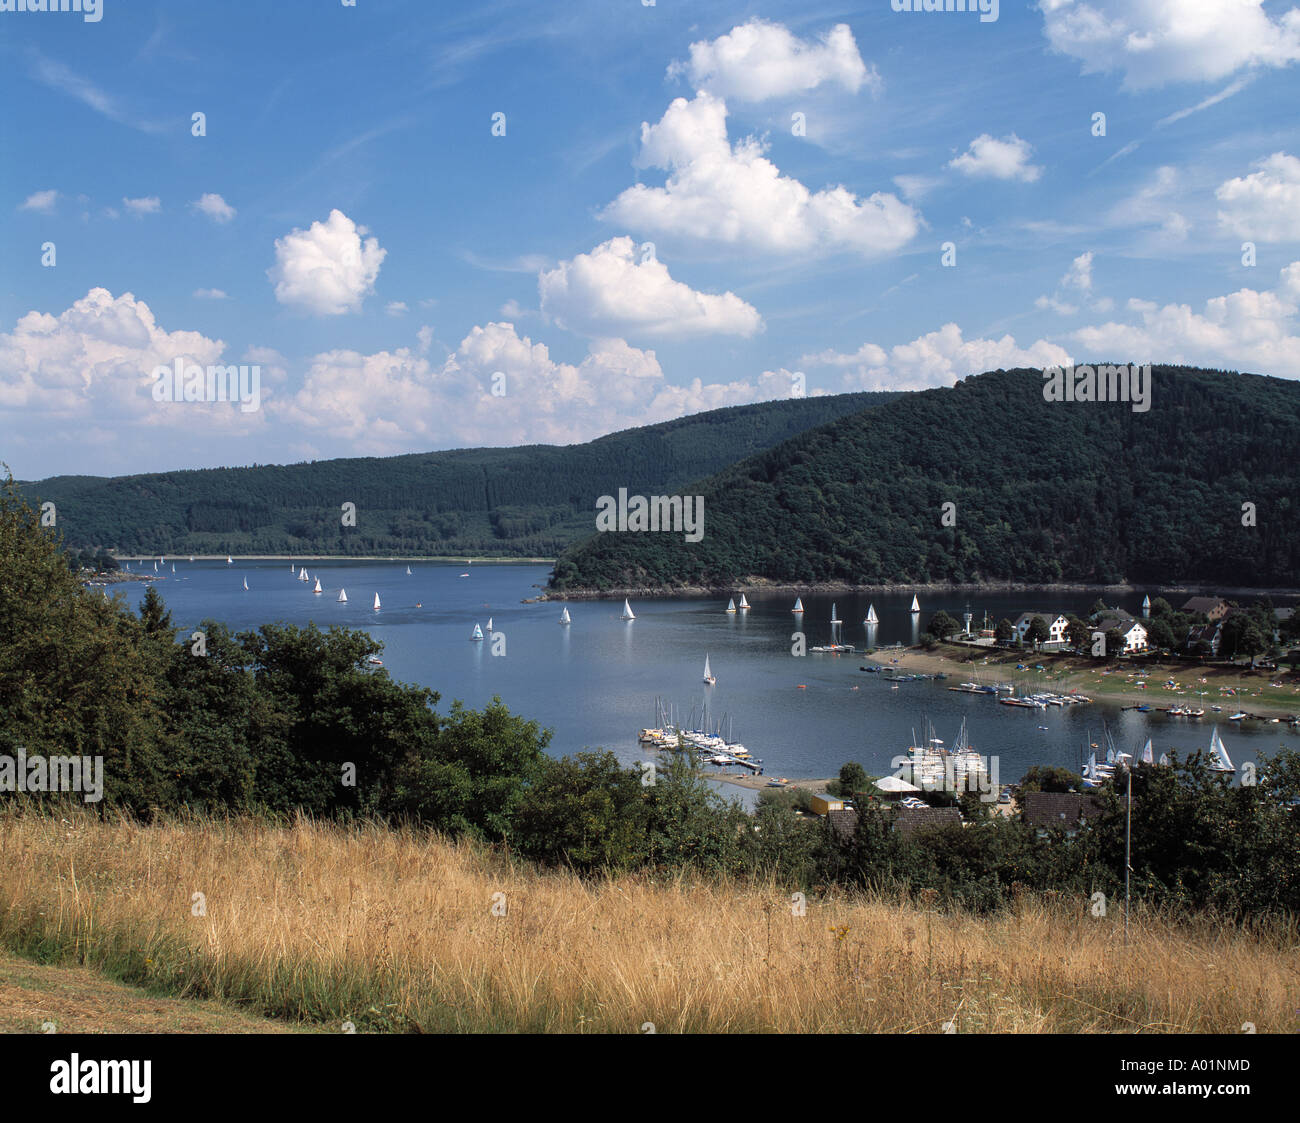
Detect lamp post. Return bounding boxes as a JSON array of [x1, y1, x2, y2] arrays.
[[1124, 758, 1132, 947]]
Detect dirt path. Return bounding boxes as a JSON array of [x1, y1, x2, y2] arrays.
[[0, 951, 310, 1034]]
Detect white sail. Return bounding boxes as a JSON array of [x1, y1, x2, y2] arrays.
[[313, 577, 322, 594], [227, 556, 233, 565], [910, 595, 920, 612], [189, 556, 194, 562], [338, 588, 347, 603], [1208, 727, 1234, 772], [1141, 738, 1154, 765], [487, 617, 493, 632], [171, 564, 175, 573], [792, 597, 803, 613], [242, 576, 248, 591], [726, 598, 737, 613], [406, 566, 412, 575], [471, 623, 484, 640], [703, 654, 714, 684], [865, 604, 878, 624], [738, 594, 750, 609], [560, 606, 571, 625], [830, 602, 840, 623], [622, 599, 635, 620], [152, 562, 157, 571], [1158, 753, 1169, 767], [373, 593, 381, 610]]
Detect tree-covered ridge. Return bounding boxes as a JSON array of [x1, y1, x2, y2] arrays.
[[19, 392, 895, 558], [549, 366, 1300, 591]]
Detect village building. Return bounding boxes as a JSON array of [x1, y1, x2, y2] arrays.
[[1021, 792, 1103, 838], [1012, 612, 1071, 648], [1181, 596, 1230, 621], [1091, 610, 1148, 654], [1185, 623, 1221, 656]]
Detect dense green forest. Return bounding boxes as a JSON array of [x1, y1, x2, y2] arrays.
[[18, 392, 894, 558], [550, 366, 1300, 591]]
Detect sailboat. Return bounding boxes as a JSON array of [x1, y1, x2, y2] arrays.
[[313, 577, 322, 595], [171, 564, 176, 574], [792, 597, 803, 614], [910, 595, 920, 613], [470, 623, 484, 641], [738, 594, 750, 610], [830, 603, 841, 624], [560, 606, 571, 625], [726, 598, 737, 614], [406, 565, 412, 576], [1207, 727, 1235, 773], [226, 556, 233, 565], [373, 593, 381, 611], [622, 599, 635, 620], [865, 604, 879, 625], [152, 561, 157, 572], [338, 589, 347, 603], [1158, 752, 1169, 767], [703, 654, 716, 685], [486, 617, 493, 632], [242, 576, 249, 591], [189, 556, 194, 563], [1140, 738, 1154, 765]]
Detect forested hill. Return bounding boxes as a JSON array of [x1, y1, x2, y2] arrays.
[[20, 392, 896, 558], [548, 366, 1300, 592]]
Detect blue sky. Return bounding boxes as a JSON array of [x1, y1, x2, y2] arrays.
[[3, 0, 1299, 479]]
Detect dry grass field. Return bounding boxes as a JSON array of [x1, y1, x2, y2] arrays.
[[2, 808, 1296, 1033]]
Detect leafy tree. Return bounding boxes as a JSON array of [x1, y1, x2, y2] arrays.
[[927, 610, 960, 640], [1025, 615, 1050, 646], [1017, 765, 1082, 794], [1148, 597, 1173, 618], [995, 618, 1015, 644], [1146, 616, 1176, 652], [1065, 614, 1090, 649], [828, 761, 869, 797]]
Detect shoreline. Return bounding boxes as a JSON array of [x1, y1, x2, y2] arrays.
[[115, 555, 555, 564], [535, 579, 1300, 602], [863, 646, 1300, 720]]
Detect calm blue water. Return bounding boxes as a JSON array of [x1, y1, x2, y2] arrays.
[[107, 562, 1299, 804]]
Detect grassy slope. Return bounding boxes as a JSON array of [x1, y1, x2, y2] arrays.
[[2, 810, 1296, 1034]]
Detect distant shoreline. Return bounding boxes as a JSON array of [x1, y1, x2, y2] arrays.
[[115, 555, 556, 564], [535, 579, 1300, 602]]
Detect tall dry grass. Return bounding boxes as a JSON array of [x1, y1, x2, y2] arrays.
[[1, 807, 1296, 1032]]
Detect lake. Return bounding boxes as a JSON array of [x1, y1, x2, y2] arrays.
[[109, 560, 1299, 806]]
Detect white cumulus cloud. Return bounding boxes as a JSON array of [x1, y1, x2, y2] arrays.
[[538, 236, 763, 339], [268, 209, 386, 315], [1037, 0, 1300, 89], [601, 92, 920, 258], [1216, 152, 1300, 241], [0, 288, 263, 433], [801, 324, 1072, 391], [19, 190, 58, 213], [123, 196, 161, 216], [949, 134, 1043, 183], [668, 19, 876, 102], [192, 192, 236, 223]]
